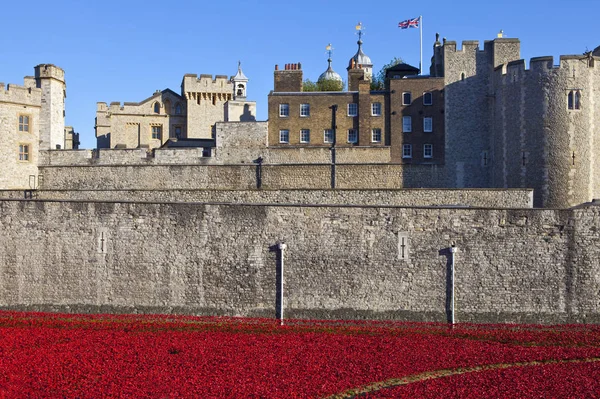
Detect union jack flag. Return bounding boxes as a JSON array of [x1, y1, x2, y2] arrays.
[[398, 17, 420, 29]]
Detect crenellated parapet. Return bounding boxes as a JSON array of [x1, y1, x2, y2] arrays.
[[0, 82, 42, 106], [493, 55, 600, 84], [182, 73, 233, 102], [34, 64, 65, 83]]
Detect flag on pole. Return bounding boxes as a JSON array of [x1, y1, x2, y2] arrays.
[[398, 17, 420, 29]]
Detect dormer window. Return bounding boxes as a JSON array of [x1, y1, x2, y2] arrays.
[[153, 102, 160, 114]]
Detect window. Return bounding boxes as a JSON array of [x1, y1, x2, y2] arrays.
[[324, 129, 334, 144], [153, 102, 160, 114], [424, 144, 433, 158], [371, 128, 381, 143], [300, 103, 310, 117], [423, 117, 433, 132], [402, 144, 412, 159], [347, 103, 357, 116], [18, 115, 30, 132], [423, 92, 433, 105], [347, 129, 358, 143], [300, 129, 310, 143], [18, 144, 30, 161], [175, 103, 182, 115], [371, 102, 382, 116], [568, 90, 581, 110], [151, 125, 162, 140], [279, 129, 289, 143], [279, 104, 289, 117], [402, 116, 412, 132], [171, 126, 182, 139], [402, 92, 412, 105]]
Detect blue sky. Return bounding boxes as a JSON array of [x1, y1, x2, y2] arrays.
[[1, 0, 598, 149]]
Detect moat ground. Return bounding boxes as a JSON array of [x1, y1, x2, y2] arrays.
[[0, 311, 599, 398]]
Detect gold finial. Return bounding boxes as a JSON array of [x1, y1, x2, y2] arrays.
[[355, 22, 363, 31], [497, 29, 504, 38]]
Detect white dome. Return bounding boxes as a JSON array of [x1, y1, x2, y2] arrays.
[[318, 59, 342, 82]]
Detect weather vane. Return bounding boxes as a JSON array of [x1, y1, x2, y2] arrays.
[[355, 22, 364, 41], [326, 43, 333, 59]]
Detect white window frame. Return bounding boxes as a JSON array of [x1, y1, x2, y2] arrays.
[[402, 144, 412, 159], [371, 128, 381, 143], [279, 104, 289, 117], [347, 129, 358, 143], [300, 129, 310, 143], [279, 129, 289, 143], [423, 92, 433, 105], [423, 117, 433, 133], [424, 144, 433, 158], [347, 103, 357, 116], [324, 129, 334, 144], [402, 92, 412, 105], [371, 102, 382, 116], [402, 116, 412, 133], [300, 103, 310, 117]]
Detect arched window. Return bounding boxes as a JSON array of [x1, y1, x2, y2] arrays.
[[153, 102, 160, 114], [568, 90, 581, 110], [175, 103, 182, 115]]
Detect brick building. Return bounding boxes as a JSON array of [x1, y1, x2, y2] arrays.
[[268, 37, 445, 164]]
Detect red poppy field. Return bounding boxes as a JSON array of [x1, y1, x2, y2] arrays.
[[0, 311, 599, 398]]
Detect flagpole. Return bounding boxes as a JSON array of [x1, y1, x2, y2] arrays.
[[419, 15, 423, 75]]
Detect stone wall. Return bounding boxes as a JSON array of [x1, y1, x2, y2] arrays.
[[0, 199, 598, 323], [38, 163, 453, 191], [0, 82, 42, 189], [0, 188, 534, 208], [491, 56, 600, 208]]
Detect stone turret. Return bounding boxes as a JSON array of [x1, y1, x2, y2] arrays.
[[34, 64, 66, 150]]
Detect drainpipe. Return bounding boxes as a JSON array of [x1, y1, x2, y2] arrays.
[[277, 242, 287, 325], [449, 245, 458, 325]]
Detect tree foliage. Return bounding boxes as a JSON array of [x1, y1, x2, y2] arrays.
[[370, 57, 404, 90], [303, 78, 344, 92]]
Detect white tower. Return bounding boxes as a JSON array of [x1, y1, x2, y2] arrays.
[[232, 61, 248, 100]]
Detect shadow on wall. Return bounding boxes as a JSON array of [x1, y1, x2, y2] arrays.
[[438, 246, 455, 324], [240, 104, 256, 122]]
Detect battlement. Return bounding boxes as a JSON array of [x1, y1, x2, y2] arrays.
[[182, 73, 233, 95], [0, 81, 42, 106], [34, 64, 65, 83], [443, 40, 479, 53], [493, 54, 600, 81]]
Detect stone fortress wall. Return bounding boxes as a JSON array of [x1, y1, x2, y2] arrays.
[[491, 55, 600, 208], [0, 188, 533, 208], [0, 198, 598, 324], [0, 80, 42, 189], [441, 38, 600, 208]]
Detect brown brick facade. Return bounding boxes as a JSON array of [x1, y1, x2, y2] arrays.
[[268, 65, 443, 165], [389, 77, 445, 163]]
